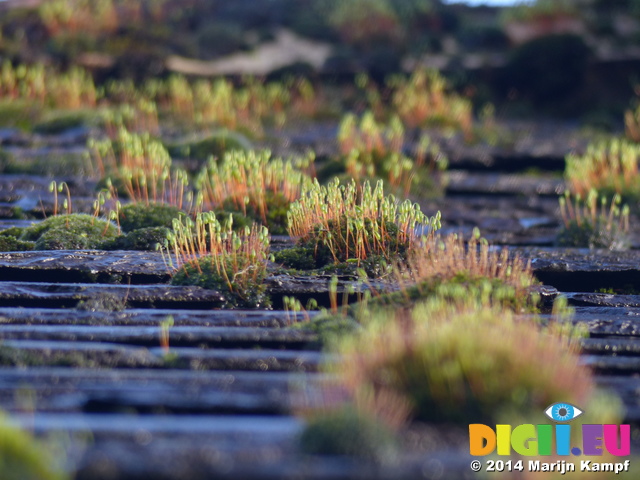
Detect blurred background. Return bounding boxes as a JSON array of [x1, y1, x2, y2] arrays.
[[1, 0, 639, 128]]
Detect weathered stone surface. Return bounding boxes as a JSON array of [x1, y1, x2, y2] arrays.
[[581, 337, 640, 355], [0, 281, 227, 308], [0, 253, 375, 308], [581, 354, 640, 374], [9, 412, 476, 480], [565, 293, 640, 308], [571, 306, 640, 336], [150, 347, 325, 372], [524, 249, 640, 273], [0, 325, 318, 349], [0, 307, 316, 327], [0, 368, 320, 414], [0, 250, 169, 283], [510, 249, 640, 292], [0, 340, 162, 368], [594, 376, 640, 421], [446, 171, 564, 196], [436, 121, 589, 172]]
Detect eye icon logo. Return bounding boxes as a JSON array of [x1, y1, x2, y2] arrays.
[[544, 403, 583, 422]]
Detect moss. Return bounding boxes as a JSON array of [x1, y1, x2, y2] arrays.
[[167, 130, 251, 161], [118, 203, 182, 232], [0, 227, 24, 238], [33, 110, 97, 134], [252, 191, 291, 235], [170, 255, 269, 308], [335, 299, 602, 426], [0, 236, 35, 252], [214, 210, 254, 232], [556, 219, 630, 250], [103, 227, 170, 251], [0, 410, 68, 480], [219, 191, 292, 235], [369, 275, 539, 314], [274, 246, 317, 270], [275, 247, 391, 278], [21, 214, 119, 250], [34, 229, 93, 250], [2, 152, 92, 176], [302, 217, 407, 267], [0, 99, 43, 130], [300, 406, 398, 464]]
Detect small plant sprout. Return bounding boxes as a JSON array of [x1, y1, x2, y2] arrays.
[[160, 316, 174, 355], [557, 190, 630, 250], [166, 213, 270, 308], [565, 139, 640, 202], [48, 180, 72, 217], [283, 296, 315, 325], [287, 178, 441, 265]]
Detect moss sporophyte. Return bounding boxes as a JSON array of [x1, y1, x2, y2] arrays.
[[195, 149, 314, 233], [557, 190, 630, 250], [565, 139, 640, 204], [165, 213, 270, 308], [287, 178, 441, 265], [337, 111, 447, 196]]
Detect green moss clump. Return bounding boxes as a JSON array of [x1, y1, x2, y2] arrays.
[[216, 190, 292, 235], [233, 191, 291, 235], [556, 191, 630, 250], [0, 227, 24, 238], [335, 299, 601, 426], [275, 247, 391, 278], [300, 407, 398, 464], [370, 276, 540, 314], [34, 229, 96, 250], [118, 203, 183, 232], [170, 255, 269, 308], [103, 227, 170, 251], [0, 410, 68, 480], [273, 246, 317, 270], [0, 236, 35, 252], [21, 214, 119, 250], [305, 217, 407, 267], [167, 130, 251, 161]]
